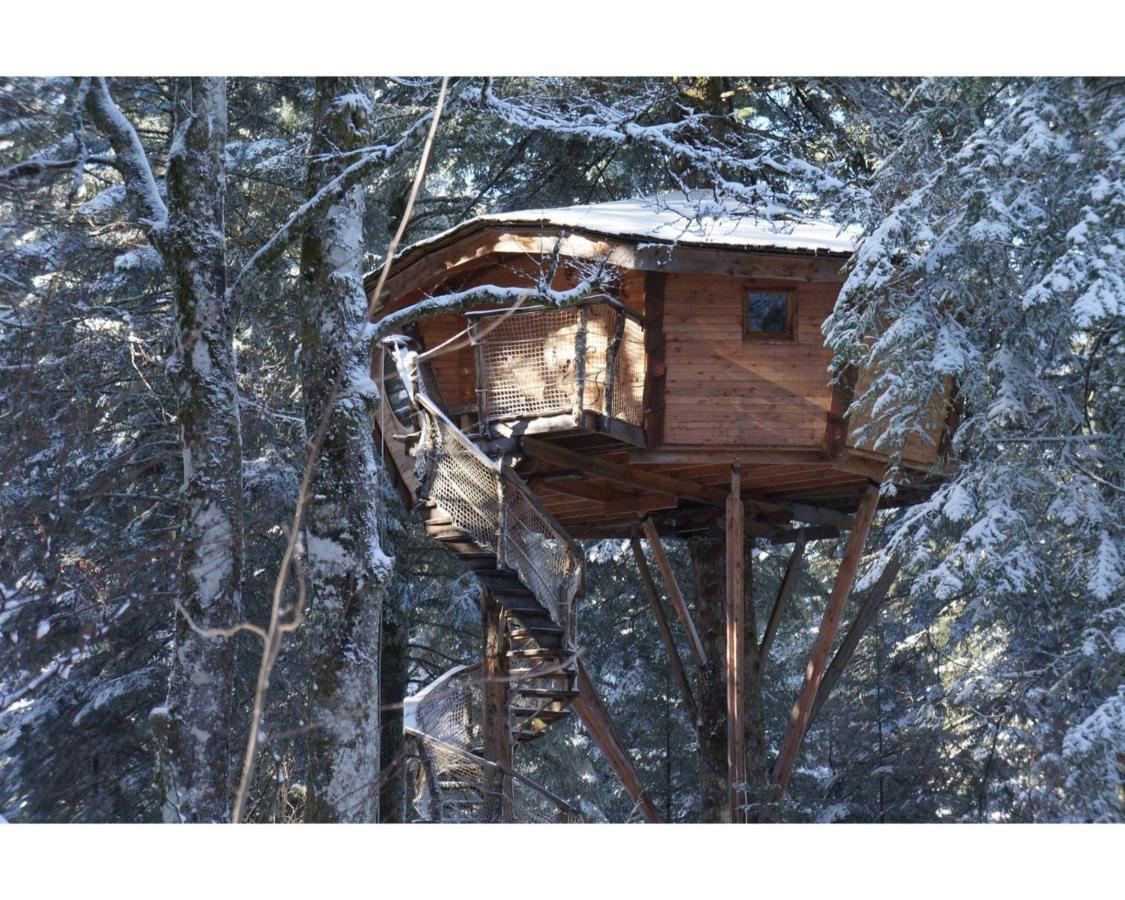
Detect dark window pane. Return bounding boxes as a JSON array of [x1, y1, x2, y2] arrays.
[[746, 291, 790, 334]]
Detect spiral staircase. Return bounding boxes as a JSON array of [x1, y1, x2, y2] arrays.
[[392, 343, 585, 823]]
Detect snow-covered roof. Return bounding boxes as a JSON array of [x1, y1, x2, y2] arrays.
[[366, 195, 857, 291], [466, 196, 858, 255]]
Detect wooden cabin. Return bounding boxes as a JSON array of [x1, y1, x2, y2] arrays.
[[372, 197, 950, 823], [367, 197, 946, 544]]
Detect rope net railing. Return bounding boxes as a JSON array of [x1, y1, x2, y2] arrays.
[[389, 344, 584, 823], [404, 665, 581, 823], [499, 477, 581, 643], [469, 300, 646, 431], [414, 394, 582, 644]]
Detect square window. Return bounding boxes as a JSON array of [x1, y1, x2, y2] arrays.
[[745, 290, 794, 338]]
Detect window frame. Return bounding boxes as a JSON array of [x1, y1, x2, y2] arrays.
[[742, 285, 798, 341]]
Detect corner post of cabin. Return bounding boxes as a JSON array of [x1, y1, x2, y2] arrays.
[[481, 587, 513, 822], [767, 480, 882, 814], [725, 462, 746, 823]]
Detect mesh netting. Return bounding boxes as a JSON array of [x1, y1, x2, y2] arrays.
[[416, 405, 581, 640], [500, 482, 581, 644], [404, 666, 580, 824], [471, 302, 646, 429], [422, 415, 502, 551], [582, 304, 647, 426]]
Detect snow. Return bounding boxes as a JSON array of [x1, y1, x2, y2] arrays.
[[78, 183, 125, 216], [369, 194, 857, 284]]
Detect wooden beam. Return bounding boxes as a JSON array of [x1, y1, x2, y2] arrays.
[[573, 659, 663, 823], [522, 436, 727, 505], [629, 448, 892, 483], [758, 533, 807, 665], [640, 517, 708, 668], [725, 464, 747, 823], [481, 589, 513, 822], [809, 554, 901, 728], [523, 439, 860, 530], [630, 536, 698, 727], [768, 482, 882, 805], [535, 476, 675, 516], [641, 271, 667, 448], [768, 525, 839, 545]]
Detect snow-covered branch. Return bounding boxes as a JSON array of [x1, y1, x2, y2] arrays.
[[82, 77, 168, 237], [372, 255, 608, 341], [228, 102, 445, 297]]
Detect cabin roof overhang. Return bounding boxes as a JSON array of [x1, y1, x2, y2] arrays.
[[364, 198, 856, 305]]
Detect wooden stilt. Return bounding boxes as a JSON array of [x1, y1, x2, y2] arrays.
[[809, 554, 901, 728], [573, 659, 663, 823], [481, 588, 513, 822], [769, 482, 881, 804], [759, 533, 807, 665], [725, 464, 746, 823], [630, 534, 698, 726], [640, 517, 708, 668]]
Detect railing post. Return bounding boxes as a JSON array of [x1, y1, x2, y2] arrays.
[[495, 471, 507, 568], [471, 326, 490, 438], [604, 306, 625, 420], [573, 304, 589, 425]]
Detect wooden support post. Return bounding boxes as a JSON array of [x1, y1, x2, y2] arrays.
[[641, 271, 667, 447], [809, 554, 901, 728], [630, 534, 698, 726], [725, 464, 746, 823], [769, 482, 881, 805], [758, 533, 807, 665], [640, 517, 708, 669], [481, 589, 513, 822], [573, 659, 663, 823]]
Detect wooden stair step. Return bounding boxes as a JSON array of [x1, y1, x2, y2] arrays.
[[438, 781, 485, 791], [515, 687, 580, 700], [506, 647, 568, 660], [512, 707, 570, 722], [509, 621, 563, 637]]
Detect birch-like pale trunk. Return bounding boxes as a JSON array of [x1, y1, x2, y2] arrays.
[[157, 79, 244, 823], [85, 77, 243, 822], [299, 77, 390, 823]]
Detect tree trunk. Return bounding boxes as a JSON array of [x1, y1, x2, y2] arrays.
[[300, 78, 390, 823], [690, 533, 764, 823], [379, 589, 407, 823], [152, 78, 243, 823], [481, 588, 513, 822]]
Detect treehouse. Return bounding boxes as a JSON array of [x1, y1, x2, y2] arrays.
[[367, 197, 949, 823]]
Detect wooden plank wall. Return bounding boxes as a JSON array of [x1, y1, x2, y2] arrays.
[[661, 273, 839, 448]]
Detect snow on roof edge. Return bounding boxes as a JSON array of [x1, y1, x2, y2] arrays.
[[365, 195, 858, 285]]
